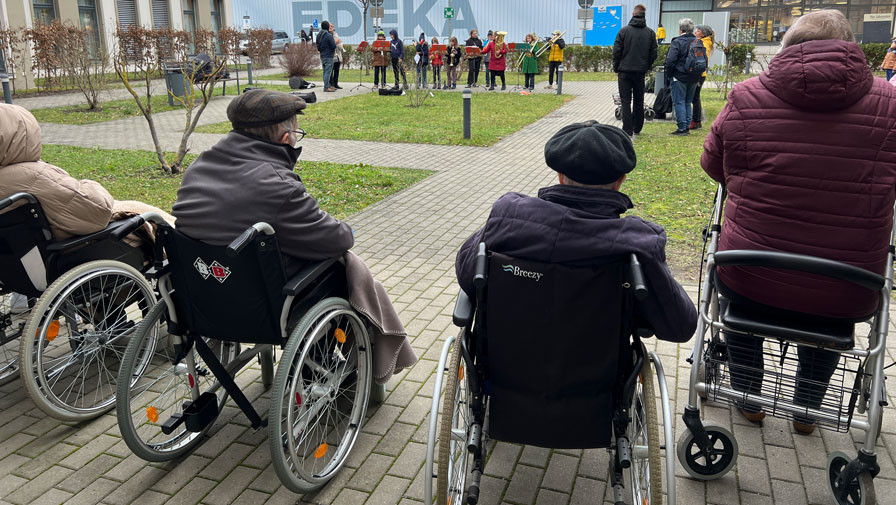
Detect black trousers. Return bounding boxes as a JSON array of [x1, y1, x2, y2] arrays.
[[490, 70, 505, 88], [467, 58, 481, 85], [692, 75, 706, 124], [617, 72, 646, 135], [391, 57, 402, 86], [524, 73, 535, 89], [373, 65, 387, 86], [548, 61, 561, 84], [433, 66, 441, 84], [331, 62, 341, 87]]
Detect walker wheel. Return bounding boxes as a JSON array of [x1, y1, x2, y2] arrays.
[[827, 451, 877, 505], [676, 421, 738, 480], [646, 108, 656, 121], [614, 107, 622, 121]]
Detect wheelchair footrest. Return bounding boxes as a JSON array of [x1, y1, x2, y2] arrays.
[[184, 392, 219, 433]]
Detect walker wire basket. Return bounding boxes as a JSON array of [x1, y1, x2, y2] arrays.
[[702, 329, 864, 432]]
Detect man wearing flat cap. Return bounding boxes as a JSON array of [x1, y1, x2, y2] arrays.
[[173, 89, 353, 276], [455, 121, 697, 342]]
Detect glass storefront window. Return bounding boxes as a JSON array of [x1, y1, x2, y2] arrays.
[[726, 8, 760, 42], [715, 0, 759, 8], [660, 12, 710, 38], [757, 6, 801, 42]]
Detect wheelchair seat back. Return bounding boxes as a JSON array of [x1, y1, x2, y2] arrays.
[[158, 224, 288, 345], [482, 252, 631, 449], [0, 198, 53, 297]]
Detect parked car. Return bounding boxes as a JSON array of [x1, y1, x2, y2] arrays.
[[239, 31, 292, 55]]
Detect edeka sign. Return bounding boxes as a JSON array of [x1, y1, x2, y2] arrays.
[[291, 0, 476, 42]]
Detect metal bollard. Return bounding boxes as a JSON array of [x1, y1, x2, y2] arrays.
[[557, 64, 564, 95], [247, 58, 253, 85], [463, 88, 471, 139]]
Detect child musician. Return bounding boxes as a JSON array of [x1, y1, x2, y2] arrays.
[[372, 30, 389, 90], [482, 31, 508, 91], [521, 33, 538, 91], [430, 36, 443, 90], [446, 37, 462, 90], [415, 33, 430, 89]]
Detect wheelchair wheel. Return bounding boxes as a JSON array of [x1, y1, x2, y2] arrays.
[[676, 421, 738, 480], [827, 452, 877, 505], [0, 293, 31, 386], [21, 260, 155, 421], [437, 336, 473, 505], [269, 297, 372, 493], [116, 300, 239, 461], [629, 356, 663, 505], [614, 107, 622, 121]]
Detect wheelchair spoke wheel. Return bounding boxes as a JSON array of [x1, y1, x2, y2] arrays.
[[270, 298, 371, 493], [21, 260, 155, 421], [0, 293, 31, 386], [676, 421, 738, 480], [827, 451, 877, 505], [117, 300, 238, 461], [436, 337, 473, 505], [628, 356, 663, 505]]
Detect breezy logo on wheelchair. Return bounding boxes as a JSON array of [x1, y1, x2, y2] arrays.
[[500, 263, 544, 281]]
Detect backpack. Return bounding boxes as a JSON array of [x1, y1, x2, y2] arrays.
[[653, 86, 672, 118], [289, 77, 316, 89], [684, 38, 708, 78]]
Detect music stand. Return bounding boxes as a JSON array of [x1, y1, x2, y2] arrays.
[[351, 41, 371, 92], [464, 46, 481, 87], [509, 42, 526, 92], [431, 44, 447, 89]]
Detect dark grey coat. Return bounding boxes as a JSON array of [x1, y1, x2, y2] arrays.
[[172, 131, 353, 276], [455, 185, 697, 343]]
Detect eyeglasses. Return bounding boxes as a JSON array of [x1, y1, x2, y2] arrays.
[[287, 128, 306, 141]]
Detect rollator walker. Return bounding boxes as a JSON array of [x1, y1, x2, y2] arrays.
[[679, 185, 891, 505], [425, 243, 677, 505]]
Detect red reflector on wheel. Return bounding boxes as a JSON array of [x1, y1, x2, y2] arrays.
[[295, 392, 302, 406]]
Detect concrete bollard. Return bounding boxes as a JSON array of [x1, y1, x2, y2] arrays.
[[557, 64, 564, 95], [463, 88, 471, 139], [247, 58, 254, 85]]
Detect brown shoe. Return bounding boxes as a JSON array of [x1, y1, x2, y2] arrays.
[[738, 407, 766, 423], [793, 420, 817, 435], [325, 87, 336, 92]]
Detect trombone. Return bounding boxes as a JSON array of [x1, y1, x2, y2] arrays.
[[534, 30, 567, 57]]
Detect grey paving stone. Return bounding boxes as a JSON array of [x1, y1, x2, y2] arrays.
[[102, 466, 168, 505], [64, 478, 120, 505], [541, 453, 579, 492], [389, 442, 426, 479], [772, 479, 808, 505], [799, 466, 831, 505], [765, 445, 801, 483], [534, 488, 568, 505], [736, 456, 772, 495], [231, 489, 271, 505], [164, 476, 216, 505], [365, 475, 410, 505], [57, 454, 120, 494], [151, 454, 212, 495], [374, 422, 417, 457], [203, 466, 261, 505], [10, 442, 77, 480], [197, 442, 253, 480], [518, 446, 551, 469], [332, 488, 368, 505], [503, 465, 543, 505], [5, 464, 74, 505], [485, 442, 522, 479], [57, 434, 118, 470], [347, 453, 393, 492], [29, 488, 73, 505]]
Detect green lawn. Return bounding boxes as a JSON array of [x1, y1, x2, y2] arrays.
[[623, 96, 726, 279], [40, 145, 432, 218], [30, 95, 185, 125], [197, 89, 573, 146]]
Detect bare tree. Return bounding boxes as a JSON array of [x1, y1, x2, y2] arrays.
[[0, 25, 22, 94], [57, 22, 110, 110]]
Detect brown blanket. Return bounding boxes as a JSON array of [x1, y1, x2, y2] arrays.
[[344, 251, 418, 384], [111, 200, 175, 248]]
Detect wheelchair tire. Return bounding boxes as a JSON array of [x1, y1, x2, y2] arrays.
[[628, 355, 663, 505], [676, 421, 738, 480], [21, 260, 156, 421], [0, 293, 31, 386], [269, 297, 372, 493], [437, 336, 473, 505], [615, 107, 622, 121], [116, 300, 239, 461], [261, 345, 275, 389], [827, 451, 877, 505]]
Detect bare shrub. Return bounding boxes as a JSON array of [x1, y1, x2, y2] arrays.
[[247, 28, 274, 68], [192, 28, 216, 56], [279, 43, 320, 77], [27, 21, 64, 91], [56, 22, 109, 110], [0, 26, 24, 93], [219, 27, 242, 67]]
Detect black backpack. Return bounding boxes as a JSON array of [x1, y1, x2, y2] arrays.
[[289, 77, 316, 89], [684, 38, 708, 79]]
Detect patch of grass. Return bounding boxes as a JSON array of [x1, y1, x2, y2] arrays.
[[31, 94, 184, 125], [624, 96, 726, 279], [40, 145, 431, 218], [197, 90, 573, 146]]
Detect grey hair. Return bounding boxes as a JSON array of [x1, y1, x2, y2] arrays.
[[781, 9, 854, 48], [240, 116, 296, 143], [679, 18, 694, 34], [559, 174, 618, 191]]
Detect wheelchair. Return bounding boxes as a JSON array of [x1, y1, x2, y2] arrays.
[[680, 185, 892, 505], [115, 217, 377, 493], [0, 192, 156, 421], [425, 243, 677, 505]]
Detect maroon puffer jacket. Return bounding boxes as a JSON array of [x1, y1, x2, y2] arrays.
[[702, 39, 896, 319]]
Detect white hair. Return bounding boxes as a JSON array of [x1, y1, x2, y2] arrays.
[[679, 18, 694, 34], [782, 10, 854, 48]]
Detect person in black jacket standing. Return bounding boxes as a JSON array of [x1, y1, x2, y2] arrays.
[[465, 29, 483, 87], [612, 4, 657, 137]]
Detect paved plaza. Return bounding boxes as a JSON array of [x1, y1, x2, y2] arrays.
[[1, 79, 895, 505]]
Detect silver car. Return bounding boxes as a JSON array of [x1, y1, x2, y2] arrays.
[[240, 31, 292, 55]]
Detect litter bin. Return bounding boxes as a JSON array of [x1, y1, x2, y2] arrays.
[[163, 64, 187, 106], [654, 69, 665, 93]]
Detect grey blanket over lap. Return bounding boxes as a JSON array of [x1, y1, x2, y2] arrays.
[[344, 251, 417, 384]]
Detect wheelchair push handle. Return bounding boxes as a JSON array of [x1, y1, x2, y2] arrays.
[[227, 222, 276, 257], [629, 253, 648, 301], [0, 192, 38, 211], [473, 242, 487, 289]]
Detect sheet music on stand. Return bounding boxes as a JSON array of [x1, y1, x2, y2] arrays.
[[464, 47, 481, 58], [431, 44, 447, 55]]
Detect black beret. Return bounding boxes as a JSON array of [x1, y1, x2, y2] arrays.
[[227, 89, 306, 130], [544, 121, 636, 185]]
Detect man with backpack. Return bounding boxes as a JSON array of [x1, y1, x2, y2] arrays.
[[663, 18, 706, 135], [612, 4, 657, 137]]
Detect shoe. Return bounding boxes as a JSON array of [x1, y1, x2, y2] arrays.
[[688, 121, 702, 130], [545, 84, 553, 89], [334, 85, 343, 89], [738, 407, 766, 423], [325, 87, 336, 92], [465, 84, 471, 88], [501, 85, 506, 90], [793, 420, 817, 435], [670, 129, 690, 136], [9, 292, 29, 314], [488, 86, 495, 91]]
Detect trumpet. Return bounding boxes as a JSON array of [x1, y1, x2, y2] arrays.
[[534, 30, 566, 57]]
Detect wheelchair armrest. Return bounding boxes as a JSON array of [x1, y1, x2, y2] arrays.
[[452, 290, 474, 328], [713, 250, 885, 293], [46, 215, 146, 252], [0, 192, 38, 211], [283, 257, 340, 296]]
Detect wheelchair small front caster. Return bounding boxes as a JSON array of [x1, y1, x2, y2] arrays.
[[369, 382, 386, 404], [676, 421, 738, 480], [260, 345, 275, 389], [827, 451, 877, 505]]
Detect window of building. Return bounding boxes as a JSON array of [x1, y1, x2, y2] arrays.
[[78, 0, 102, 58], [32, 1, 57, 26], [183, 0, 197, 35], [152, 0, 170, 29], [117, 0, 138, 28]]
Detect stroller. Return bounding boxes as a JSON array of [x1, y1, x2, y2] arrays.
[[613, 93, 656, 122]]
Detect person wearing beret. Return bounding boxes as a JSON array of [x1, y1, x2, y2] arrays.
[[172, 89, 353, 277], [455, 121, 697, 343]]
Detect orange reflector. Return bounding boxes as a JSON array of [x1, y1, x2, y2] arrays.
[[643, 498, 649, 505], [146, 406, 159, 423], [42, 320, 60, 341], [334, 328, 346, 344], [314, 443, 328, 459], [459, 364, 464, 381]]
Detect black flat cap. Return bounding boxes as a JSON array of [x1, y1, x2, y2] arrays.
[[544, 121, 636, 185], [227, 89, 306, 130]]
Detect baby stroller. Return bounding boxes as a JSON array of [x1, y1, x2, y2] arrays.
[[613, 93, 656, 121], [679, 185, 891, 505], [424, 244, 676, 505]]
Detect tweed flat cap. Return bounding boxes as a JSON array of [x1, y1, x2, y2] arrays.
[[544, 121, 636, 185], [227, 89, 306, 129]]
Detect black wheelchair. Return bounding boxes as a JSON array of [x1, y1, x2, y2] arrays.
[[115, 217, 376, 493], [425, 243, 676, 505], [0, 192, 156, 421], [680, 185, 892, 505]]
